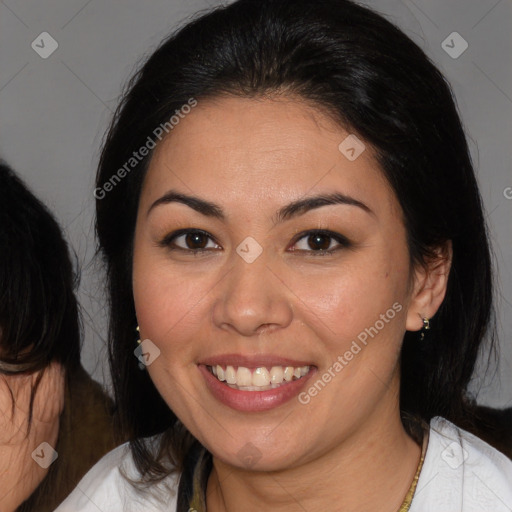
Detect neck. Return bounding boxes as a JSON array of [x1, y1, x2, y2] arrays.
[[206, 383, 422, 512]]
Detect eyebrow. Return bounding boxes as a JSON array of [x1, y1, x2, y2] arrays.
[[147, 189, 375, 224]]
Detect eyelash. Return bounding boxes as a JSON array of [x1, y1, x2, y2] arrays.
[[158, 229, 351, 257]]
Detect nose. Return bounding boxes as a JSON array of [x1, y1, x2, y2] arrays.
[[212, 250, 293, 337]]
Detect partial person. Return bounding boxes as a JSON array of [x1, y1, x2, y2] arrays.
[[0, 162, 119, 511], [55, 1, 512, 511]]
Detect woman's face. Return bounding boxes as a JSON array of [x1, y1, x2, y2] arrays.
[[132, 95, 427, 470]]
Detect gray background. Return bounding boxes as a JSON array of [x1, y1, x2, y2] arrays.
[[1, 0, 511, 407]]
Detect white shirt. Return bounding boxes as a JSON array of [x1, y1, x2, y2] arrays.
[[54, 416, 512, 511], [410, 417, 512, 512]]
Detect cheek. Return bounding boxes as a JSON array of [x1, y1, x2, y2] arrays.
[[289, 247, 409, 349], [134, 272, 200, 348], [132, 243, 205, 358], [132, 253, 207, 415]]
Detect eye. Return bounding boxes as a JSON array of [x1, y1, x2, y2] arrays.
[[159, 228, 351, 256], [290, 230, 351, 256], [159, 229, 220, 253]]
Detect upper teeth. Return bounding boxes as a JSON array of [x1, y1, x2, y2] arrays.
[[210, 365, 310, 389]]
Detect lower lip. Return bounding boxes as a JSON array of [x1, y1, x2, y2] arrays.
[[198, 364, 316, 412]]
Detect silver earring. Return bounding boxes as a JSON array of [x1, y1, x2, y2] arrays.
[[420, 317, 430, 341], [135, 326, 145, 370]]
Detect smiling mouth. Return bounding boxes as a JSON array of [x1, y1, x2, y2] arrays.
[[206, 364, 312, 391]]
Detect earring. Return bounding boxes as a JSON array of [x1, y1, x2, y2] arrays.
[[135, 326, 145, 370], [419, 317, 430, 341]]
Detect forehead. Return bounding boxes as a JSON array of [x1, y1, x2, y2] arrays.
[[142, 95, 397, 220]]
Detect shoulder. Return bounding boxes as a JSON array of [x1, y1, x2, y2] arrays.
[[53, 437, 180, 512], [411, 416, 512, 512]]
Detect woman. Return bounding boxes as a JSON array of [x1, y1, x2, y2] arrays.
[[0, 162, 118, 511], [56, 0, 512, 510]]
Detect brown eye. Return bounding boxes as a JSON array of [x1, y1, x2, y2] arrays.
[[184, 232, 209, 249], [307, 233, 332, 251], [159, 229, 220, 252], [291, 230, 351, 256]]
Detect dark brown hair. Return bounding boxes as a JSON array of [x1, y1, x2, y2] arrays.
[[94, 0, 495, 496]]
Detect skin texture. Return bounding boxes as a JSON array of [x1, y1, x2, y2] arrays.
[[132, 95, 452, 512], [0, 361, 64, 512]]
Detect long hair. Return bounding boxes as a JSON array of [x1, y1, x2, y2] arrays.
[[0, 161, 83, 511], [0, 162, 81, 374], [94, 0, 495, 485]]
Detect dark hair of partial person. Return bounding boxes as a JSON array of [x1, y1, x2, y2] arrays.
[[0, 161, 82, 419], [94, 0, 497, 494]]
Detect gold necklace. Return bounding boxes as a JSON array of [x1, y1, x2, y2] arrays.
[[397, 428, 429, 512], [190, 427, 430, 511]]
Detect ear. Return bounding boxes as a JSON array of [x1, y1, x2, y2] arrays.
[[405, 241, 453, 332]]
